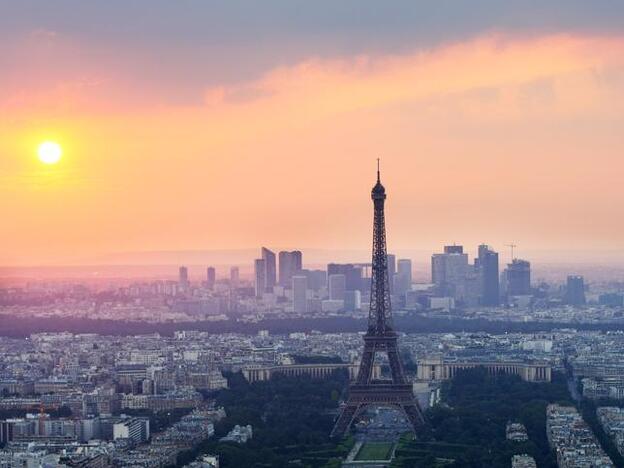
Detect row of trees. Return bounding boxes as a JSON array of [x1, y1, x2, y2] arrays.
[[174, 364, 594, 467], [177, 367, 579, 467], [4, 313, 624, 338]]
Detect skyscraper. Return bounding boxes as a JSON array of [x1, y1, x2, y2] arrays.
[[505, 259, 531, 296], [387, 254, 396, 293], [179, 266, 189, 289], [327, 263, 363, 291], [565, 275, 586, 305], [292, 275, 308, 313], [397, 259, 412, 283], [394, 259, 412, 295], [206, 267, 216, 290], [261, 247, 276, 292], [328, 274, 346, 301], [254, 259, 266, 298], [230, 266, 239, 289], [476, 245, 499, 306], [431, 246, 469, 300], [278, 250, 303, 287]]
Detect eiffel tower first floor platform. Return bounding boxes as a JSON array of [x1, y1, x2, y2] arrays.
[[330, 381, 426, 439]]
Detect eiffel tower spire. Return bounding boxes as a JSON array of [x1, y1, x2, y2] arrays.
[[369, 159, 392, 335], [330, 163, 426, 438]]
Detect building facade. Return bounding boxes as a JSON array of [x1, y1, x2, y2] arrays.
[[417, 355, 551, 382]]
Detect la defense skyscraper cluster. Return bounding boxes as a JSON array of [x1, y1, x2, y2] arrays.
[[331, 165, 425, 438]]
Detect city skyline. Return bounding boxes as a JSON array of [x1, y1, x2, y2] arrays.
[[2, 2, 624, 265], [2, 245, 623, 286], [3, 3, 624, 466]]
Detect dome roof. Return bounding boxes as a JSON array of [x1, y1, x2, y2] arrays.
[[372, 179, 385, 195]]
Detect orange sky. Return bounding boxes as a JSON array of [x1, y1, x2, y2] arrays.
[[2, 30, 624, 265]]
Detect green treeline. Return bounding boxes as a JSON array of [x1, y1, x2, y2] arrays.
[[175, 367, 577, 467], [394, 368, 573, 467], [175, 370, 352, 467]]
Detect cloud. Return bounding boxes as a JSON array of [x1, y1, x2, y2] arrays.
[[2, 1, 624, 111], [3, 1, 624, 48], [2, 32, 624, 262], [189, 33, 624, 132]]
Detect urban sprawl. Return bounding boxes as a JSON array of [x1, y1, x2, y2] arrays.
[[2, 244, 624, 466]]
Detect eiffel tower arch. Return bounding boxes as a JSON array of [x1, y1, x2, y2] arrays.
[[331, 162, 426, 439]]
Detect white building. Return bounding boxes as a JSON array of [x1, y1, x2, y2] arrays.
[[113, 417, 150, 444]]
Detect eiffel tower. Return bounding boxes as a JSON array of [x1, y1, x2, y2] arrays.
[[330, 162, 426, 438]]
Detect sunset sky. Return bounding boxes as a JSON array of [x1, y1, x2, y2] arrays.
[[2, 1, 624, 266]]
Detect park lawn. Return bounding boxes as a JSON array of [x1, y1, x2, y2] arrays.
[[355, 442, 394, 460]]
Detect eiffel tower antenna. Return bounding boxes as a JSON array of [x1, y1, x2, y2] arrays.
[[331, 163, 425, 438]]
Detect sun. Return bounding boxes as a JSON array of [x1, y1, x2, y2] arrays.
[[38, 141, 62, 165]]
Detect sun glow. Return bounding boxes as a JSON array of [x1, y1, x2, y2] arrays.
[[38, 141, 62, 165]]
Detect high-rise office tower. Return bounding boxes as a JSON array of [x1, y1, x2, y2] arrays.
[[179, 266, 189, 289], [327, 264, 363, 291], [397, 259, 412, 283], [230, 266, 239, 289], [565, 275, 586, 305], [254, 259, 266, 298], [463, 269, 482, 307], [261, 247, 276, 292], [505, 259, 531, 296], [278, 250, 303, 287], [387, 254, 396, 292], [431, 246, 469, 300], [206, 267, 216, 290], [394, 259, 412, 295], [476, 245, 499, 306], [431, 255, 444, 287], [328, 274, 346, 301], [292, 275, 308, 313]]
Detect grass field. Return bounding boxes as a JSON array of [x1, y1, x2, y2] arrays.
[[355, 442, 394, 461]]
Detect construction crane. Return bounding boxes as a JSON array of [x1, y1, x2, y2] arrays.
[[506, 243, 517, 262]]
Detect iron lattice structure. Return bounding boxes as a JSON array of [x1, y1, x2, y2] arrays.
[[330, 166, 426, 438]]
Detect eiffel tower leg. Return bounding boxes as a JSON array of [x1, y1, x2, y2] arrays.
[[386, 342, 405, 384], [330, 402, 362, 439], [356, 345, 376, 384], [401, 402, 426, 430]]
